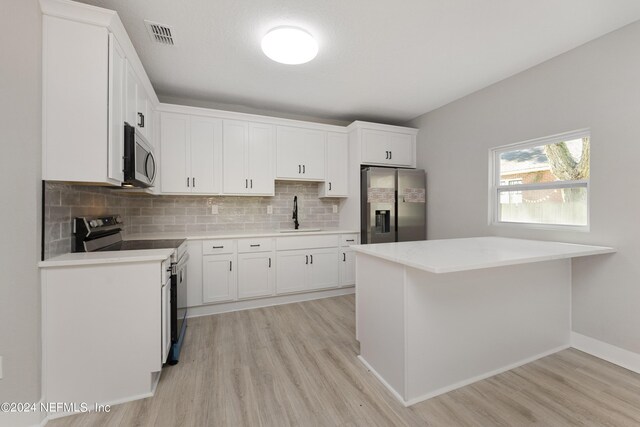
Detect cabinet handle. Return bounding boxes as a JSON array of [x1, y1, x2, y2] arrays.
[[310, 254, 313, 264], [250, 179, 253, 188], [268, 257, 271, 268], [303, 165, 306, 174], [250, 244, 260, 247], [138, 112, 145, 128], [193, 177, 196, 188], [187, 177, 190, 187], [230, 261, 232, 271], [245, 179, 248, 189], [389, 151, 392, 160], [343, 252, 346, 262], [329, 182, 332, 191], [306, 255, 308, 265], [298, 165, 301, 174], [212, 245, 224, 249], [346, 239, 355, 242], [385, 151, 389, 159]]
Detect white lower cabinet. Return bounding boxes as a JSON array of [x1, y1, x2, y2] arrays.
[[277, 248, 340, 294], [203, 254, 237, 303], [161, 278, 171, 364], [238, 251, 275, 299], [276, 250, 309, 294], [308, 249, 340, 290], [340, 248, 356, 286], [194, 234, 353, 308]]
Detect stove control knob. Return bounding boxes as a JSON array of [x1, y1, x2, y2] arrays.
[[97, 219, 104, 226], [89, 220, 98, 228], [115, 216, 123, 224]]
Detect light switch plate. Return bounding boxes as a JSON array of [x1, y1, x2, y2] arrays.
[[267, 205, 273, 215], [332, 205, 338, 214], [211, 205, 219, 215]]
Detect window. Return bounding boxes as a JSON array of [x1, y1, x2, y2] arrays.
[[490, 130, 590, 229]]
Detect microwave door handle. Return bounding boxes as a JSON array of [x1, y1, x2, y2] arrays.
[[144, 152, 156, 184]]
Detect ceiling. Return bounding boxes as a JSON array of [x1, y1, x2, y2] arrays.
[[78, 0, 640, 124]]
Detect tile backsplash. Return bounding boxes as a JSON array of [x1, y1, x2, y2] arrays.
[[44, 182, 341, 259]]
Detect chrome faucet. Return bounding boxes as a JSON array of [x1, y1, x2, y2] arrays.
[[293, 196, 299, 230]]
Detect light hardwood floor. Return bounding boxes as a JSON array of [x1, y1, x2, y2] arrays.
[[49, 295, 640, 426]]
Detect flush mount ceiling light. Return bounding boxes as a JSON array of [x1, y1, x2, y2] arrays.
[[261, 27, 318, 65]]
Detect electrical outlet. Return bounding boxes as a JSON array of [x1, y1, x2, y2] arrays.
[[211, 205, 219, 215], [267, 205, 273, 215], [332, 205, 338, 214], [0, 355, 3, 379], [206, 198, 214, 206]]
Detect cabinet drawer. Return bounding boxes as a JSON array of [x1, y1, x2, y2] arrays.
[[202, 239, 236, 255], [276, 235, 340, 251], [237, 238, 274, 253], [340, 234, 359, 246]]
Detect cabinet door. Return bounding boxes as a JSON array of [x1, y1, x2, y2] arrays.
[[107, 34, 126, 183], [248, 122, 275, 195], [388, 133, 413, 166], [124, 61, 138, 128], [324, 132, 348, 196], [222, 120, 249, 194], [276, 250, 309, 294], [191, 116, 222, 194], [308, 248, 340, 290], [361, 129, 414, 166], [276, 126, 326, 180], [203, 254, 237, 304], [238, 252, 275, 299], [340, 249, 356, 286], [160, 113, 190, 193]]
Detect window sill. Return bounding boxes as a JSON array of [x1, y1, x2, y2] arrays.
[[490, 221, 590, 233]]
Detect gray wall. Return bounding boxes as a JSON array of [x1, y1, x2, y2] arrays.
[[408, 21, 640, 354], [45, 181, 340, 259], [0, 0, 42, 417]]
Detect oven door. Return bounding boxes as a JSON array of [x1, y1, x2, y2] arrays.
[[171, 252, 189, 344]]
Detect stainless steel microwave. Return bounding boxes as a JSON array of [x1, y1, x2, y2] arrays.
[[124, 123, 156, 188]]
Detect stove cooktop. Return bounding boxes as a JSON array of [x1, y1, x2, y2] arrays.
[[96, 239, 186, 252]]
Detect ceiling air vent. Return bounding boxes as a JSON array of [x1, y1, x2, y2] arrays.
[[144, 20, 175, 45]]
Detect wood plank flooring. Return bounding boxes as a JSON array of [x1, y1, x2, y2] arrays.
[[49, 295, 640, 426]]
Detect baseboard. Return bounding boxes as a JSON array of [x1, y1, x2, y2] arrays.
[[359, 344, 570, 407], [571, 332, 640, 374], [356, 355, 406, 404], [187, 286, 355, 318], [45, 386, 156, 421]]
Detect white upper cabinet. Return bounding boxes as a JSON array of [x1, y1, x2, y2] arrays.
[[41, 1, 158, 186], [108, 34, 126, 184], [125, 62, 152, 142], [160, 112, 222, 194], [42, 16, 115, 185], [319, 132, 348, 197], [222, 120, 275, 195], [361, 129, 414, 166], [276, 126, 326, 180], [349, 122, 418, 168]]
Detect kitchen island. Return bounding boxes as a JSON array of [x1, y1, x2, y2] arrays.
[[351, 237, 614, 406]]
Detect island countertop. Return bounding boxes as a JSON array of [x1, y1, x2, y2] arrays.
[[350, 237, 614, 274]]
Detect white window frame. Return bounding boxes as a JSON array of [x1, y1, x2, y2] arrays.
[[489, 129, 590, 231]]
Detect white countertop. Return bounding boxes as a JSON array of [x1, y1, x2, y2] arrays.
[[39, 248, 175, 268], [125, 228, 359, 241], [40, 229, 359, 268], [351, 237, 615, 274]]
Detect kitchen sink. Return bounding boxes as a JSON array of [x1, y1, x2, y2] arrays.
[[279, 229, 322, 233]]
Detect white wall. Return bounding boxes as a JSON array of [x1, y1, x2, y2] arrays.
[[408, 21, 640, 355], [0, 0, 42, 424]]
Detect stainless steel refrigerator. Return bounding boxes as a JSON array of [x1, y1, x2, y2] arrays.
[[361, 167, 426, 244]]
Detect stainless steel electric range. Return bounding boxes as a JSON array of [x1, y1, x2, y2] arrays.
[[74, 215, 188, 365]]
